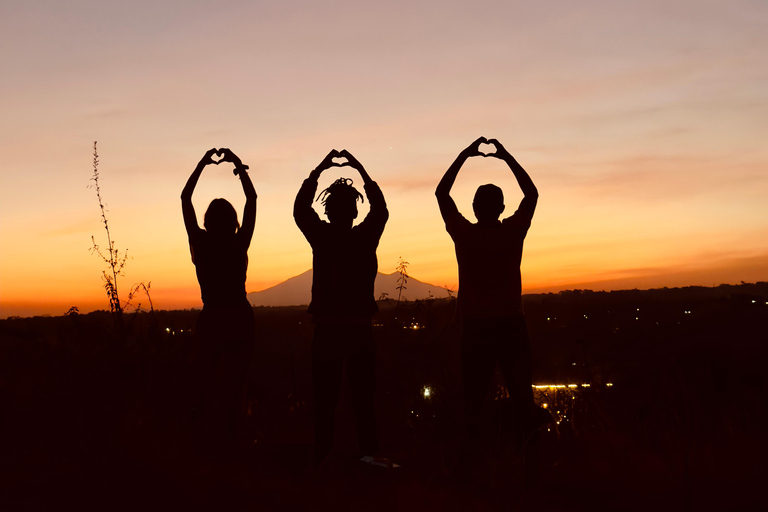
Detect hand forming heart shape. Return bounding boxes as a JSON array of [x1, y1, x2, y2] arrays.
[[210, 149, 227, 164], [478, 142, 497, 157], [331, 156, 350, 167]]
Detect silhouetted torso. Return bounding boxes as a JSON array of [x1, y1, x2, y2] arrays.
[[188, 228, 249, 306], [446, 210, 530, 319], [294, 179, 387, 320]]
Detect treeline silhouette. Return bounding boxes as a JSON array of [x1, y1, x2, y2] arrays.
[[1, 283, 766, 510]]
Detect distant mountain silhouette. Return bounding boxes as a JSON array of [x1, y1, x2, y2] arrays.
[[247, 270, 451, 307]]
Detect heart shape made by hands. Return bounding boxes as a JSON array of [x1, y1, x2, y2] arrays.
[[331, 156, 349, 167], [210, 149, 227, 164], [478, 142, 497, 157]]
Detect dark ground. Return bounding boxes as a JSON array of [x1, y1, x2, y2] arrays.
[[1, 284, 767, 511]]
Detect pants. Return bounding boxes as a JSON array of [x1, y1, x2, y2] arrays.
[[311, 322, 378, 462], [193, 301, 255, 447], [461, 315, 536, 438]]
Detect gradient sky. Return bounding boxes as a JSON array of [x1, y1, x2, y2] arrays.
[[2, 0, 767, 318]]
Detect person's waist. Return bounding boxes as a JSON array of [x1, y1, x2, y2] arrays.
[[202, 295, 249, 308], [457, 298, 523, 318]]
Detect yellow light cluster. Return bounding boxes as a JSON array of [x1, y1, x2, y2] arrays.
[[531, 382, 612, 389]]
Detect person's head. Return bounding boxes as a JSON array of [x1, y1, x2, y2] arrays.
[[317, 178, 364, 227], [472, 184, 505, 222], [204, 198, 239, 235]]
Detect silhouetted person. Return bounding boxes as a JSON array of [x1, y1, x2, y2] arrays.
[[436, 137, 541, 479], [294, 149, 388, 464], [182, 148, 256, 452]]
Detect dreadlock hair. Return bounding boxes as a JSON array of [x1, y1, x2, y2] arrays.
[[316, 177, 364, 223]]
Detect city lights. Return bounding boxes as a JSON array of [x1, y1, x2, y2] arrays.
[[532, 382, 615, 434], [532, 383, 599, 389]]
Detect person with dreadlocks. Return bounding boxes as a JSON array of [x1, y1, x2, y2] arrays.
[[294, 148, 388, 465], [182, 147, 256, 455]]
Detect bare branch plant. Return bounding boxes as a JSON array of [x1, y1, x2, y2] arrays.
[[89, 141, 128, 331], [89, 141, 152, 331], [395, 256, 409, 308]]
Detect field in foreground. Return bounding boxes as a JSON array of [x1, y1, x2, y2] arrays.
[[1, 285, 766, 511]]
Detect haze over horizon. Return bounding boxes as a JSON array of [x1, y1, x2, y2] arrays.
[[2, 0, 767, 318]]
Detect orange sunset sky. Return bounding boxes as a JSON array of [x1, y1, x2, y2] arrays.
[[1, 0, 767, 318]]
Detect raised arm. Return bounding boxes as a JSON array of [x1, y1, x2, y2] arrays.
[[219, 148, 257, 248], [339, 149, 372, 186], [181, 148, 218, 237], [294, 149, 340, 232], [488, 139, 538, 221], [340, 149, 388, 226], [435, 137, 486, 221]]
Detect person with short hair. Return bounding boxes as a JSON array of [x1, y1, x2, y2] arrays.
[[436, 137, 541, 453]]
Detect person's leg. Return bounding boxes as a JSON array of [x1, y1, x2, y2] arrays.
[[192, 308, 228, 445], [312, 324, 344, 463], [194, 305, 256, 453], [495, 316, 536, 432], [346, 325, 378, 456], [461, 320, 497, 439], [495, 315, 540, 487], [216, 303, 256, 445]]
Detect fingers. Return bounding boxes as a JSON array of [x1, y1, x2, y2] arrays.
[[200, 148, 218, 166], [486, 138, 509, 158], [218, 148, 244, 165], [463, 136, 487, 157], [316, 149, 341, 172], [324, 149, 340, 162], [338, 149, 359, 168]]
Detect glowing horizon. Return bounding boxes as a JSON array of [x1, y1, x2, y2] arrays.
[[2, 0, 767, 318]]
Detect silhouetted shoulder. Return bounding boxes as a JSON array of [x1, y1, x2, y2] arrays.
[[356, 181, 388, 236], [502, 209, 532, 235], [445, 210, 472, 238], [187, 225, 204, 241], [294, 178, 324, 240]]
